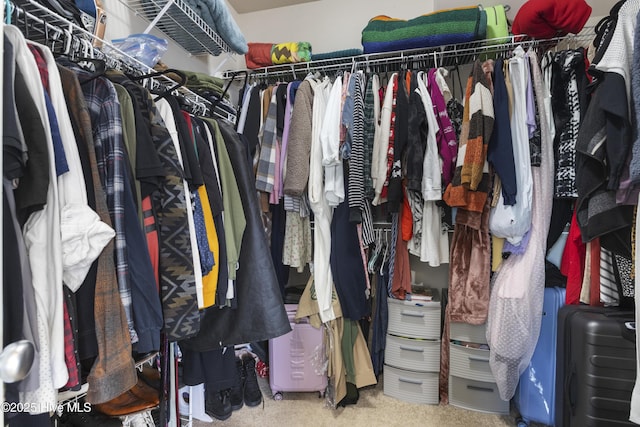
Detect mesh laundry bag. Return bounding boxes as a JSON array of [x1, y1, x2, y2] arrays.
[[486, 50, 555, 401]]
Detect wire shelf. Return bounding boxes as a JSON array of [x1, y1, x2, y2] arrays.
[[120, 0, 232, 56], [222, 29, 596, 81], [9, 0, 236, 123]]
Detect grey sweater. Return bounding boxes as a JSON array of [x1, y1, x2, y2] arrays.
[[283, 80, 314, 196]]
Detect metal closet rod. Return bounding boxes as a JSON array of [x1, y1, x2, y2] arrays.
[[7, 0, 237, 123], [223, 30, 595, 81]]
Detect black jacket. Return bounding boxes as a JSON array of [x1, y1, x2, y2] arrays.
[[180, 120, 291, 350]]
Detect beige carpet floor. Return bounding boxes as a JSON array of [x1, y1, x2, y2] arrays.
[[182, 377, 518, 427]]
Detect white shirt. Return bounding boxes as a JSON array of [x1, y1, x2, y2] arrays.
[[308, 77, 337, 322], [595, 0, 640, 101], [435, 67, 453, 103], [415, 72, 448, 266], [32, 41, 115, 293], [7, 25, 66, 412], [321, 76, 345, 207], [372, 73, 397, 205]]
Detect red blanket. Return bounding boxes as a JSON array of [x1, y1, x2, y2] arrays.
[[245, 42, 273, 69], [512, 0, 592, 39]]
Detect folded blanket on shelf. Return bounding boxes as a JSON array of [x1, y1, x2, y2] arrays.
[[311, 48, 363, 61], [182, 0, 248, 54], [245, 41, 313, 69], [271, 41, 312, 64], [245, 42, 274, 69], [180, 69, 229, 99], [512, 0, 592, 39], [361, 6, 487, 54]]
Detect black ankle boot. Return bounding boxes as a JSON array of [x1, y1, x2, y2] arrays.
[[337, 382, 360, 407], [205, 388, 232, 421], [242, 354, 262, 407], [229, 357, 244, 411]]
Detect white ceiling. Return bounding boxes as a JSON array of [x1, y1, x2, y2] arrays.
[[227, 0, 320, 14]]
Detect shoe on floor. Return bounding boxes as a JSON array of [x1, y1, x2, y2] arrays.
[[337, 382, 360, 407], [129, 378, 160, 407], [93, 389, 158, 417], [242, 354, 262, 407], [205, 389, 232, 421]]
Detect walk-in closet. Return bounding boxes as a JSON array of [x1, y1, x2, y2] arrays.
[[2, 0, 639, 426]]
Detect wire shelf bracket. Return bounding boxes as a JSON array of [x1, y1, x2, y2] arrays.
[[119, 0, 232, 57]]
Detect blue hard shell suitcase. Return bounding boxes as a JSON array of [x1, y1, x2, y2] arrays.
[[514, 287, 565, 426], [555, 305, 636, 427]]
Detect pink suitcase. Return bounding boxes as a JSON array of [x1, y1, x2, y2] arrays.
[[268, 304, 327, 400]]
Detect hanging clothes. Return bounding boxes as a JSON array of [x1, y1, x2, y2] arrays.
[[427, 68, 458, 188], [197, 116, 231, 305], [179, 120, 291, 350], [57, 63, 137, 406], [372, 73, 397, 206], [551, 48, 588, 199], [486, 58, 517, 206], [156, 98, 205, 309], [486, 49, 555, 401], [575, 73, 635, 256], [489, 47, 534, 247], [10, 26, 68, 408], [322, 76, 346, 207], [282, 79, 314, 273], [444, 60, 495, 324], [189, 116, 222, 308], [443, 60, 495, 213], [410, 71, 448, 266], [330, 173, 369, 321], [137, 87, 201, 341], [363, 74, 380, 200], [308, 76, 337, 323]]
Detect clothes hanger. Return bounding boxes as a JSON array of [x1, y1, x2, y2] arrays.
[[368, 230, 383, 274], [216, 69, 248, 128], [18, 5, 30, 39], [380, 230, 390, 277], [5, 0, 12, 25], [129, 68, 188, 104], [129, 68, 187, 91], [68, 37, 107, 84]]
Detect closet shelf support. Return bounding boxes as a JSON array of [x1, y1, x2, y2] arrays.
[[143, 0, 175, 34]]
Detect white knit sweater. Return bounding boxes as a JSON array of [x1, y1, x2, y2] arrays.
[[595, 0, 640, 99]]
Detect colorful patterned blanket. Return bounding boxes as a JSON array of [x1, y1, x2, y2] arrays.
[[245, 41, 312, 69], [361, 6, 487, 54]]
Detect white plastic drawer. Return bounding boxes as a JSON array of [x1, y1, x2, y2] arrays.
[[449, 343, 495, 383], [449, 375, 509, 414], [449, 322, 487, 344], [384, 334, 440, 373], [383, 365, 439, 405], [387, 298, 441, 339]]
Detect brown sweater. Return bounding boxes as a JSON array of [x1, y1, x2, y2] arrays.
[[283, 80, 314, 196], [443, 60, 495, 213]]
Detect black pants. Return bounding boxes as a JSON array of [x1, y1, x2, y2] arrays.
[[181, 346, 236, 392]]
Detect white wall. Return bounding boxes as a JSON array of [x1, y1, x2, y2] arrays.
[[234, 0, 437, 53]]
